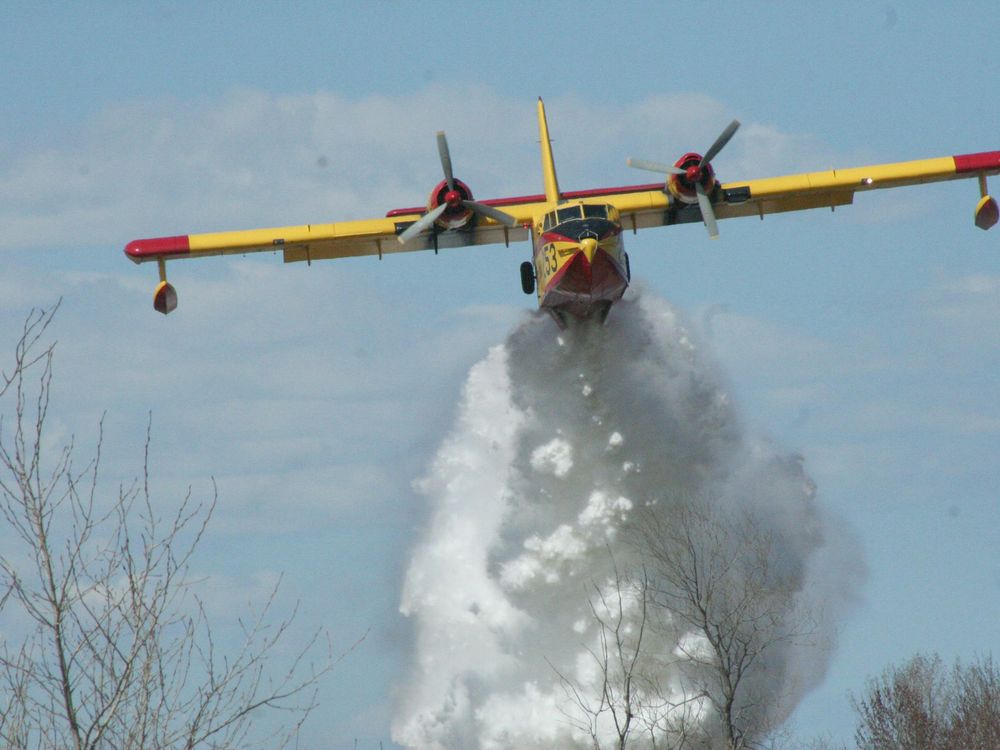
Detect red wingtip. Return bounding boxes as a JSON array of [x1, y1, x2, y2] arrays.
[[954, 151, 1000, 175], [124, 235, 191, 263]]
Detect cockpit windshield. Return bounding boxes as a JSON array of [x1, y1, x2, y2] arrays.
[[558, 206, 583, 223], [542, 203, 619, 239]]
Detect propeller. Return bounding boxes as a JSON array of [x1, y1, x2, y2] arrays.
[[694, 181, 718, 239], [398, 132, 518, 244], [627, 119, 740, 239], [702, 119, 740, 165], [398, 203, 449, 244], [625, 158, 685, 176]]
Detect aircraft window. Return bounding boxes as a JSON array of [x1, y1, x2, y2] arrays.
[[543, 213, 553, 231], [552, 218, 616, 241], [583, 205, 608, 218], [558, 206, 583, 223]]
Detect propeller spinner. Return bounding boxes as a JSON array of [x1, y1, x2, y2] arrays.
[[398, 132, 518, 244], [627, 119, 740, 239]]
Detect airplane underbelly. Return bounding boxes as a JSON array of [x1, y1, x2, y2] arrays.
[[540, 247, 628, 319]]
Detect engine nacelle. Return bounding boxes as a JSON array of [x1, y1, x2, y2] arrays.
[[667, 151, 718, 205], [428, 177, 476, 230]]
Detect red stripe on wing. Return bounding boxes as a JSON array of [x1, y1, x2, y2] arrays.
[[124, 235, 191, 263], [385, 183, 665, 218]]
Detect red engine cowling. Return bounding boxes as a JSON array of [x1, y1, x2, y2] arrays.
[[667, 152, 717, 205], [393, 131, 518, 245], [428, 177, 476, 230]]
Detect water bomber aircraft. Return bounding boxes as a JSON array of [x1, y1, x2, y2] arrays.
[[126, 99, 999, 327]]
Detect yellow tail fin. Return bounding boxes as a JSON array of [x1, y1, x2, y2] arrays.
[[537, 98, 561, 204]]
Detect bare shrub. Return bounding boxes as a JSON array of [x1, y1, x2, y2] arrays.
[[852, 653, 999, 750], [0, 304, 353, 749]]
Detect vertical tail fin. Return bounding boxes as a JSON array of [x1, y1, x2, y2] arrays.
[[537, 98, 561, 204]]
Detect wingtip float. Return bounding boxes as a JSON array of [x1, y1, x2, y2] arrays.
[[125, 100, 1000, 327]]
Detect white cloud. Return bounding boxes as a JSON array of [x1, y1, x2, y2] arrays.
[[0, 85, 838, 253]]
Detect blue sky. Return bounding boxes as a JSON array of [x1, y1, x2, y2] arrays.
[[2, 2, 998, 747]]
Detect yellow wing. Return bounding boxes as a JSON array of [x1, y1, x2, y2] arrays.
[[124, 204, 545, 313], [125, 210, 535, 267], [603, 151, 1000, 233], [125, 152, 999, 265], [125, 132, 998, 315]]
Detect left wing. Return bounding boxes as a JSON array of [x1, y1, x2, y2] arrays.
[[603, 150, 1000, 235]]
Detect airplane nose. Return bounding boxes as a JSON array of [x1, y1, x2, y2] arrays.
[[580, 237, 598, 262]]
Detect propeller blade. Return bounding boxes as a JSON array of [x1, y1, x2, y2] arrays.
[[695, 182, 719, 239], [436, 131, 455, 191], [463, 200, 518, 228], [700, 119, 740, 166], [398, 203, 448, 244], [627, 157, 686, 176]]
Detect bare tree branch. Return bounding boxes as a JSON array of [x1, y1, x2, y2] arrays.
[[551, 549, 709, 749], [631, 495, 816, 749], [0, 303, 358, 749]]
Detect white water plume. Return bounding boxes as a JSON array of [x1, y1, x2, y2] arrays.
[[393, 290, 861, 749]]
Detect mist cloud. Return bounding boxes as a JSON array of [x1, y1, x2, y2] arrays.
[[393, 289, 862, 748]]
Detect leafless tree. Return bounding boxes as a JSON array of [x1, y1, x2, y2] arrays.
[[948, 654, 1000, 748], [852, 653, 950, 749], [632, 497, 815, 750], [552, 561, 650, 749], [0, 304, 355, 749], [550, 496, 814, 749], [852, 652, 1000, 749], [551, 553, 712, 750]]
